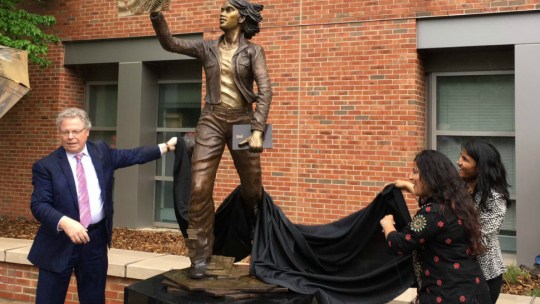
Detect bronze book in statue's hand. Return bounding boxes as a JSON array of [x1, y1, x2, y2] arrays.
[[232, 124, 273, 150]]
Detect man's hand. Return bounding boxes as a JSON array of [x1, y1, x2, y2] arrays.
[[239, 130, 263, 153], [59, 217, 90, 244], [166, 137, 177, 152], [160, 137, 177, 154]]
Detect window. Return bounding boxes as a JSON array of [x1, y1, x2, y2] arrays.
[[430, 71, 516, 251], [154, 81, 201, 225], [86, 82, 118, 147]]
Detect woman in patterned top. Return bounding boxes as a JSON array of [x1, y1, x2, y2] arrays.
[[457, 140, 510, 303], [381, 150, 491, 303]]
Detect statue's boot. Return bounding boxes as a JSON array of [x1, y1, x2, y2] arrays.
[[186, 228, 212, 279], [189, 259, 208, 279]]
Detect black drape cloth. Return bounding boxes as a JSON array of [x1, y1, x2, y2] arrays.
[[173, 142, 415, 303], [249, 186, 415, 304], [172, 135, 192, 238]]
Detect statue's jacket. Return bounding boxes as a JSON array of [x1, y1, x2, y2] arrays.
[[151, 12, 272, 132]]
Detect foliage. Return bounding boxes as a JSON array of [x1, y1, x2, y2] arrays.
[[502, 264, 540, 297], [503, 264, 528, 284], [0, 0, 61, 67]]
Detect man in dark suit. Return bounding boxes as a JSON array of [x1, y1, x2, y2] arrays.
[[28, 108, 176, 304]]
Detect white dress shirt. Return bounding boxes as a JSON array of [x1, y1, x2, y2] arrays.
[[66, 146, 104, 225]]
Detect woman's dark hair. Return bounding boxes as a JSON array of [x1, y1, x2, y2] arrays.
[[414, 150, 485, 255], [462, 140, 511, 208], [229, 0, 263, 39]]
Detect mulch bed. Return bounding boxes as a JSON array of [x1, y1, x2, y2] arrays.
[[0, 217, 187, 256], [501, 271, 540, 297]]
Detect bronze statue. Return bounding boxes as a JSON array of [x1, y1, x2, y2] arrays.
[[150, 0, 272, 279]]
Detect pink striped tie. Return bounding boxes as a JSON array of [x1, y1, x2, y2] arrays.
[[75, 153, 91, 228]]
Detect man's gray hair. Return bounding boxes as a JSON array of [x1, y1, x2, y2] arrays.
[[56, 108, 92, 130]]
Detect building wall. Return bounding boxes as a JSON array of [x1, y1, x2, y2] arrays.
[[0, 262, 136, 303], [1, 1, 539, 227]]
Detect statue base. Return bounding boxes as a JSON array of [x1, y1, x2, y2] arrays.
[[124, 256, 315, 303]]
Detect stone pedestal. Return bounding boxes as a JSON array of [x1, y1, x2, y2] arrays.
[[124, 268, 315, 303]]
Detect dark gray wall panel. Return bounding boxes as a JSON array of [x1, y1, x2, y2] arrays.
[[515, 43, 540, 266], [64, 34, 201, 65], [418, 12, 540, 49]]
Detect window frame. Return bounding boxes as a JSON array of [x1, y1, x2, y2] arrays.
[[429, 70, 515, 145], [428, 70, 517, 251], [154, 79, 202, 227], [85, 81, 119, 134], [84, 81, 119, 149]]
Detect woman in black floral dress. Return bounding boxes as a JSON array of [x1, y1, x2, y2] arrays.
[[380, 150, 491, 303]]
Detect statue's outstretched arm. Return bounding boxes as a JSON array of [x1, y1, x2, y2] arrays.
[[150, 11, 204, 59]]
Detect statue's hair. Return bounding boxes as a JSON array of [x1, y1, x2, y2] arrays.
[[229, 0, 264, 39], [56, 108, 92, 130]]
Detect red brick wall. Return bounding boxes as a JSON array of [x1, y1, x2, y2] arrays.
[[0, 262, 137, 303], [1, 0, 539, 223]]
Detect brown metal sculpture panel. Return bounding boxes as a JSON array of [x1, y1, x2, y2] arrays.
[[0, 46, 30, 119], [118, 0, 170, 17]]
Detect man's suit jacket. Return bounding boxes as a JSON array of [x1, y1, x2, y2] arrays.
[[28, 141, 161, 273]]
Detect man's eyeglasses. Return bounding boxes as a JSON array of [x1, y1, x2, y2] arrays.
[[60, 128, 86, 137]]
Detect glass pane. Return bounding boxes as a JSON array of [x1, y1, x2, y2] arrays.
[[499, 200, 516, 252], [501, 200, 516, 232], [158, 83, 202, 128], [437, 136, 516, 198], [436, 74, 514, 132], [154, 180, 177, 223], [88, 131, 117, 148], [88, 84, 118, 127], [155, 131, 195, 176]]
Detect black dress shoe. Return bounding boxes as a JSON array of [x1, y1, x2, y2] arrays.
[[189, 260, 207, 279]]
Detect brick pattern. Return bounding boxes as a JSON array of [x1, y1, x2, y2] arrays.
[[0, 262, 137, 303], [1, 1, 538, 223], [0, 0, 535, 301], [0, 263, 36, 302]]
